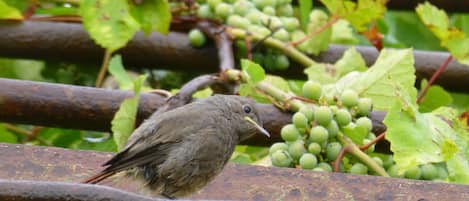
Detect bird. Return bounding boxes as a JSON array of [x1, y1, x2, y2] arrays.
[[83, 95, 270, 199]]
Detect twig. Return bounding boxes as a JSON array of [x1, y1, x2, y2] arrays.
[[417, 55, 453, 104], [333, 145, 349, 172], [289, 15, 340, 47], [95, 49, 113, 87], [360, 132, 386, 151]]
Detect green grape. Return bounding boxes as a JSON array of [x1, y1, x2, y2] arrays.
[[382, 155, 394, 169], [357, 97, 373, 116], [404, 166, 421, 179], [372, 157, 383, 167], [273, 29, 290, 41], [340, 89, 359, 108], [215, 3, 233, 19], [188, 29, 206, 48], [326, 121, 339, 138], [276, 4, 293, 16], [387, 165, 403, 178], [326, 142, 342, 161], [308, 142, 321, 155], [317, 162, 332, 172], [349, 163, 368, 175], [335, 108, 352, 126], [309, 126, 328, 143], [253, 0, 277, 9], [280, 17, 300, 32], [235, 40, 247, 58], [271, 150, 293, 167], [293, 112, 309, 129], [291, 30, 309, 51], [366, 132, 376, 140], [299, 153, 318, 169], [273, 54, 289, 70], [362, 139, 375, 153], [247, 24, 271, 37], [280, 124, 301, 142], [260, 15, 282, 29], [314, 106, 333, 126], [263, 53, 276, 70], [233, 0, 255, 15], [288, 140, 307, 160], [299, 106, 314, 121], [356, 117, 372, 133], [302, 80, 322, 100], [246, 10, 263, 24], [207, 0, 222, 9], [197, 4, 213, 18], [227, 15, 250, 29], [269, 142, 288, 154], [420, 164, 438, 180], [276, 0, 291, 5], [312, 167, 325, 172], [436, 165, 448, 180], [262, 6, 276, 16], [251, 52, 265, 66]]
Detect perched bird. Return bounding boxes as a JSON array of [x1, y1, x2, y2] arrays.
[[83, 95, 270, 199]]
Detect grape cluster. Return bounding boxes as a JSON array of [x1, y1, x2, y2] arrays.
[[269, 80, 449, 181], [189, 0, 302, 70]]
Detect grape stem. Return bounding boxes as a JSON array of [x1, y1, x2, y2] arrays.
[[95, 49, 113, 88], [226, 28, 316, 67], [416, 55, 453, 104], [359, 132, 386, 151], [337, 135, 390, 177], [333, 145, 349, 172], [289, 15, 340, 47]]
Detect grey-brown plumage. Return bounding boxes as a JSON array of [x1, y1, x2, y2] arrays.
[[83, 95, 269, 199]]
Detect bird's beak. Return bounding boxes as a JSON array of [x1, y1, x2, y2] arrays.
[[244, 116, 270, 137]]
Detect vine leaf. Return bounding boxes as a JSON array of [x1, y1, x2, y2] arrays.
[[130, 0, 171, 35], [111, 74, 148, 150], [298, 0, 312, 30], [241, 59, 265, 84], [320, 0, 386, 32], [418, 80, 453, 113], [79, 0, 140, 52], [0, 0, 23, 20], [108, 55, 133, 90], [416, 2, 469, 65]]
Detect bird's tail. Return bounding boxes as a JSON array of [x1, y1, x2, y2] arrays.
[[81, 170, 115, 184]]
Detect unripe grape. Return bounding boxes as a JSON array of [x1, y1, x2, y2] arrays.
[[273, 29, 290, 41], [246, 11, 263, 24], [276, 4, 293, 16], [308, 142, 321, 155], [357, 97, 373, 116], [436, 166, 448, 180], [263, 53, 276, 70], [227, 15, 250, 29], [326, 142, 342, 161], [313, 167, 325, 172], [382, 155, 394, 169], [350, 163, 368, 175], [302, 80, 322, 100], [293, 112, 309, 129], [299, 153, 318, 169], [356, 117, 373, 133], [387, 165, 403, 178], [280, 124, 301, 142], [362, 139, 375, 153], [253, 0, 276, 9], [288, 140, 307, 160], [280, 17, 300, 32], [299, 106, 314, 121], [262, 6, 276, 16], [207, 0, 222, 9], [309, 126, 328, 143], [188, 29, 206, 48], [314, 106, 333, 126], [372, 157, 383, 167], [335, 108, 352, 126], [274, 54, 289, 70], [326, 121, 339, 138], [215, 3, 233, 19], [271, 150, 292, 167], [233, 0, 254, 15], [421, 164, 438, 180], [317, 162, 332, 172], [404, 166, 421, 179], [251, 52, 264, 66], [197, 4, 213, 18], [340, 89, 359, 107], [269, 142, 288, 154]]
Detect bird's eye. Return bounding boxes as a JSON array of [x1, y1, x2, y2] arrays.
[[243, 105, 252, 114]]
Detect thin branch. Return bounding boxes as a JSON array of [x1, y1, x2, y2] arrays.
[[360, 132, 386, 151], [333, 145, 349, 172], [417, 55, 453, 104], [95, 49, 113, 87], [289, 15, 340, 47]]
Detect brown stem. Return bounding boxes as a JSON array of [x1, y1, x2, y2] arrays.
[[290, 15, 339, 46], [360, 132, 386, 151], [417, 55, 453, 104], [95, 49, 113, 87], [333, 145, 350, 172]]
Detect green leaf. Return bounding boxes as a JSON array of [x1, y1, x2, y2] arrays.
[[111, 74, 148, 150], [304, 63, 335, 84], [79, 0, 140, 51], [0, 0, 23, 20], [419, 80, 453, 113], [335, 47, 367, 77], [326, 48, 417, 111], [416, 2, 469, 65], [241, 59, 265, 84], [341, 124, 368, 144], [320, 0, 386, 32], [0, 124, 17, 143], [451, 14, 469, 35], [130, 0, 171, 35], [108, 55, 133, 90], [298, 0, 312, 30], [331, 19, 358, 45]]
